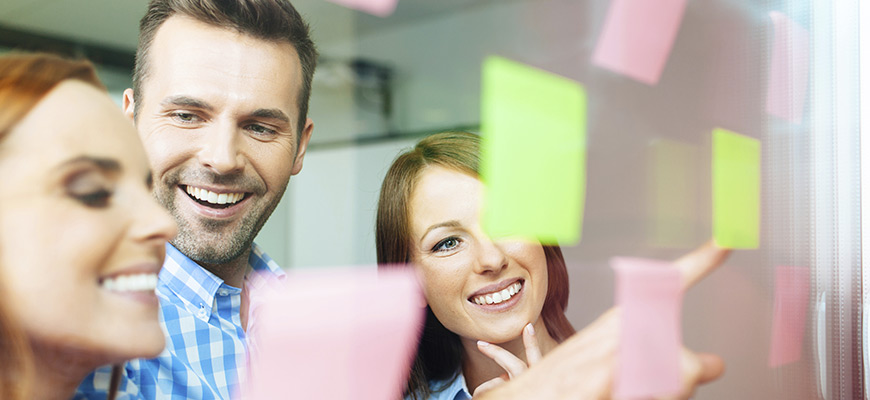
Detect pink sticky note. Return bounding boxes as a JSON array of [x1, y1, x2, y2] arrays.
[[591, 0, 687, 85], [325, 0, 398, 17], [612, 257, 683, 398], [768, 265, 811, 367], [243, 267, 423, 400], [766, 12, 809, 124]]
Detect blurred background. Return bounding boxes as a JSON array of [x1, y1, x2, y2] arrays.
[[0, 0, 863, 398]]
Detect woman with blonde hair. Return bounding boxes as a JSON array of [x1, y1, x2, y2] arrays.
[[0, 52, 176, 399]]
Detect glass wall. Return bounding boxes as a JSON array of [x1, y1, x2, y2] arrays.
[[0, 0, 864, 397], [270, 0, 863, 398]]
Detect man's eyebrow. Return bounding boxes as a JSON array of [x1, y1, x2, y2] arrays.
[[61, 156, 121, 172], [250, 108, 290, 124], [422, 220, 462, 240], [160, 95, 213, 111]]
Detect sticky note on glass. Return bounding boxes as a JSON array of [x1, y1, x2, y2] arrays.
[[325, 0, 398, 17], [591, 0, 688, 85], [712, 128, 760, 249], [767, 12, 809, 124], [612, 257, 683, 398], [646, 139, 699, 248], [768, 265, 811, 367], [480, 56, 586, 245], [243, 267, 423, 400]]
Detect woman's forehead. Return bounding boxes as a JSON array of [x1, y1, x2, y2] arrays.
[[409, 167, 483, 230], [2, 81, 148, 174]]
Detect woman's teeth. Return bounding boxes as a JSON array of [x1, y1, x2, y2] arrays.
[[101, 273, 159, 292], [186, 186, 244, 205], [472, 282, 523, 305]]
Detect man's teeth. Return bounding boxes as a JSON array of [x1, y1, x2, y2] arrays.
[[186, 186, 244, 205], [472, 282, 523, 305], [101, 273, 159, 292]]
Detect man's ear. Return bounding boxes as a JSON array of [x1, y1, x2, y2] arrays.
[[122, 88, 136, 122], [290, 117, 314, 176]]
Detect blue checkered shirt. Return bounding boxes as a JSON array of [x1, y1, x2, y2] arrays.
[[75, 242, 284, 399]]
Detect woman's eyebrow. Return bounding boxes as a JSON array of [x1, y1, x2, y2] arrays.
[[60, 155, 121, 173], [422, 220, 462, 238]]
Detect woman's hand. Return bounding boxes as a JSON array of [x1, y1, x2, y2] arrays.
[[473, 240, 730, 400], [472, 323, 542, 397]]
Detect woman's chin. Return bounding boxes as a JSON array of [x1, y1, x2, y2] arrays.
[[475, 326, 526, 345], [97, 328, 166, 363]]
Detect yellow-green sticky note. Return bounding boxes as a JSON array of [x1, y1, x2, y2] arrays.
[[646, 139, 699, 249], [480, 56, 586, 245], [712, 128, 760, 249]]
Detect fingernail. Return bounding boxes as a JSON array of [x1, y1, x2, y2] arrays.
[[478, 340, 490, 347], [526, 323, 535, 335]]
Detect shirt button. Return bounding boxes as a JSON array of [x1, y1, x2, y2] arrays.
[[218, 289, 229, 296]]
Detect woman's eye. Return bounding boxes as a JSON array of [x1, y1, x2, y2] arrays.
[[73, 190, 112, 208], [432, 237, 461, 253], [66, 173, 114, 208]]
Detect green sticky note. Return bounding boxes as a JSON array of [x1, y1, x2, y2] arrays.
[[480, 56, 586, 245], [647, 139, 699, 249], [712, 128, 760, 249]]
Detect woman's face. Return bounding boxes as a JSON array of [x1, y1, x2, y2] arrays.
[[0, 81, 176, 362], [408, 165, 548, 344]]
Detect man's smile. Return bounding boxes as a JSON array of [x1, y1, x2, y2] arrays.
[[183, 185, 248, 208]]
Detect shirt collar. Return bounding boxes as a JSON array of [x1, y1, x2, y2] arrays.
[[159, 242, 284, 320], [430, 371, 472, 400]]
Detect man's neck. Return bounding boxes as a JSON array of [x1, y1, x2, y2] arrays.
[[199, 247, 253, 288]]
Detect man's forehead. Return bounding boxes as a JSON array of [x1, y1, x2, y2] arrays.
[[143, 15, 302, 114], [150, 15, 299, 65]]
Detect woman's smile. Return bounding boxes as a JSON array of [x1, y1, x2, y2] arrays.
[[468, 279, 524, 311]]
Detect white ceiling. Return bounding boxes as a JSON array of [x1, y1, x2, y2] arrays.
[[0, 0, 502, 52]]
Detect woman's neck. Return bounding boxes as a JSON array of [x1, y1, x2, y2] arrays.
[[30, 341, 108, 399], [460, 319, 560, 395]]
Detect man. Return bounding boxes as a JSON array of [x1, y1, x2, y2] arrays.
[[77, 0, 315, 398], [78, 0, 725, 398]]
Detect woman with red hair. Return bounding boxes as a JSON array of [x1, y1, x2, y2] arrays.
[[0, 53, 176, 399]]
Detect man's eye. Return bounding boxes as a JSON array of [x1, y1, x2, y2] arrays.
[[172, 112, 200, 123], [246, 124, 276, 136]]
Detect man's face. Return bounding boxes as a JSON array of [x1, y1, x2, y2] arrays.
[[127, 15, 313, 266]]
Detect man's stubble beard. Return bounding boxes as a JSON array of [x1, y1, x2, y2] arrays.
[[155, 179, 288, 267]]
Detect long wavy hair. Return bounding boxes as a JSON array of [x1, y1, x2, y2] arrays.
[[376, 131, 575, 399], [0, 52, 108, 400]]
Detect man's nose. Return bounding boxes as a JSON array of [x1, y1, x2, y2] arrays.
[[197, 121, 244, 174]]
